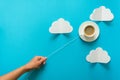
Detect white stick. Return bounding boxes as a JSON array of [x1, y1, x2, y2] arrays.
[[25, 36, 79, 80], [47, 36, 79, 58]]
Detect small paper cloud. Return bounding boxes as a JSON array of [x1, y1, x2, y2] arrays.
[[90, 6, 114, 21], [86, 47, 111, 63], [49, 18, 73, 34]]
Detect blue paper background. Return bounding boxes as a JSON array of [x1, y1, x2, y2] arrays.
[[0, 0, 120, 80]]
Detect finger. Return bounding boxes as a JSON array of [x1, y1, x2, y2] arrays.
[[43, 61, 46, 64], [36, 56, 46, 60], [39, 57, 46, 64], [35, 56, 42, 60], [42, 57, 47, 64], [39, 56, 47, 61], [45, 57, 47, 60]]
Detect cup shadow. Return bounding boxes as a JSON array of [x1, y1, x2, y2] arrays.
[[80, 37, 99, 47]]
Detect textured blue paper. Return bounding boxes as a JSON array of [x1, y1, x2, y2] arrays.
[[0, 0, 120, 80]]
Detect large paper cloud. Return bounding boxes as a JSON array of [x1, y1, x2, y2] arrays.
[[90, 6, 114, 21], [49, 18, 73, 34], [86, 47, 111, 63]]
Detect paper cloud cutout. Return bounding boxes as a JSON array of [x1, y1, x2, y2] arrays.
[[49, 18, 73, 34], [90, 6, 114, 21], [86, 47, 111, 63]]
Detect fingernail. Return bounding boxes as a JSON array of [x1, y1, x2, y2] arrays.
[[43, 62, 46, 64]]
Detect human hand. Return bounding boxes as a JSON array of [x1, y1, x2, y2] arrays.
[[24, 56, 47, 71]]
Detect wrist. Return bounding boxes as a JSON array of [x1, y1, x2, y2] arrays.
[[22, 65, 31, 72]]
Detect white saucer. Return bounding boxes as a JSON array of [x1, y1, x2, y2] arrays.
[[78, 21, 100, 42]]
